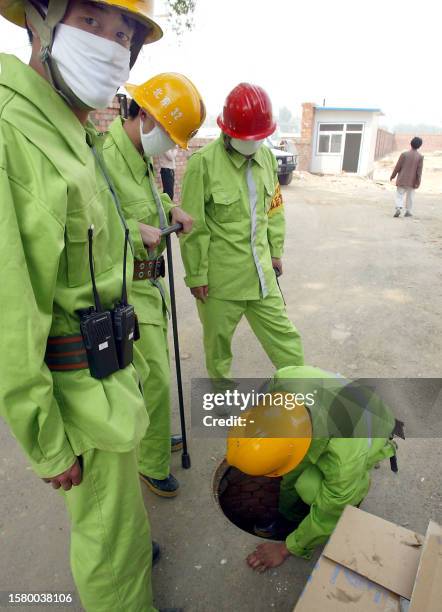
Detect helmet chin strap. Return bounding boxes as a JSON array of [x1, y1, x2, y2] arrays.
[[25, 0, 91, 109]]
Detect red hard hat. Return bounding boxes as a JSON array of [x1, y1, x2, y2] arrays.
[[217, 83, 277, 140]]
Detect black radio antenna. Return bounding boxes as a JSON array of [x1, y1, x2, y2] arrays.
[[88, 225, 103, 312], [121, 228, 129, 306]]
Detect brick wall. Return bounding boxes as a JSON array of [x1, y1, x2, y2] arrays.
[[89, 98, 121, 132], [296, 102, 316, 171], [393, 133, 442, 153]]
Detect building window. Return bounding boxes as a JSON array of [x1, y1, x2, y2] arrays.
[[319, 124, 344, 132], [346, 124, 363, 132], [318, 123, 344, 154]]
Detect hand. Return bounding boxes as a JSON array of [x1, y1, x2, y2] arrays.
[[139, 223, 162, 249], [272, 257, 283, 276], [43, 459, 82, 491], [246, 542, 291, 572], [171, 206, 193, 234], [191, 285, 209, 302]]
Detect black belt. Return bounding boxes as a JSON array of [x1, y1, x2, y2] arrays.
[[133, 256, 165, 281], [45, 335, 88, 371]]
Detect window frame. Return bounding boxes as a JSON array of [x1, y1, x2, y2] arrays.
[[317, 123, 344, 156]]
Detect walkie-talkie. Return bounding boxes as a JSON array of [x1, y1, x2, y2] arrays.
[[78, 226, 120, 379], [112, 228, 137, 368]]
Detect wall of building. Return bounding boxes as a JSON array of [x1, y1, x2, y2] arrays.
[[310, 110, 377, 176]]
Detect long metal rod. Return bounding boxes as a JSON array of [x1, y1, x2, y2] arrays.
[[164, 227, 190, 469]]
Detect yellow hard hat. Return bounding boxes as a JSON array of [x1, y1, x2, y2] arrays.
[[0, 0, 163, 45], [226, 392, 313, 478], [126, 73, 206, 149]]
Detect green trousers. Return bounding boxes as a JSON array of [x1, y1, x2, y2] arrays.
[[61, 448, 156, 612], [137, 321, 171, 480], [197, 292, 304, 380]]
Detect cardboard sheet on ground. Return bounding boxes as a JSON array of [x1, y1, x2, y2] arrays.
[[293, 506, 424, 612], [409, 520, 442, 612]]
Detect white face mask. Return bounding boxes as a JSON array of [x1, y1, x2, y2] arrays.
[[231, 138, 265, 157], [52, 24, 130, 109], [140, 122, 176, 157]]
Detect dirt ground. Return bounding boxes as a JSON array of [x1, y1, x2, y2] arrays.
[[1, 152, 441, 611]]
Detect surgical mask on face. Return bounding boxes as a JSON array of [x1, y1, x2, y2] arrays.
[[140, 122, 176, 157], [52, 24, 130, 109], [231, 138, 265, 157]]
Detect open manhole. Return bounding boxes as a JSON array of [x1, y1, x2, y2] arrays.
[[214, 460, 284, 540]]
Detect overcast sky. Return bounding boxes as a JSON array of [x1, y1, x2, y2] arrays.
[[1, 0, 441, 130]]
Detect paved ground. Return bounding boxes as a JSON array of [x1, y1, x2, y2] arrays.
[[1, 155, 442, 611]]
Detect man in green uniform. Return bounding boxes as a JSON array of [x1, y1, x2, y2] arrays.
[[179, 83, 304, 383], [226, 365, 400, 571], [103, 74, 205, 496], [0, 1, 179, 610]]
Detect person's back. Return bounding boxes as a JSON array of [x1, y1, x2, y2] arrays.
[[395, 148, 423, 188], [391, 136, 424, 217]]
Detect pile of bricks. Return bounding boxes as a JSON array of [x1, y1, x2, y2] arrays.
[[218, 467, 281, 535]]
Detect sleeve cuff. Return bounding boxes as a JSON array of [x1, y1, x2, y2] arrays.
[[125, 217, 147, 261], [285, 531, 313, 560], [30, 440, 76, 479], [270, 248, 284, 259], [185, 274, 208, 288]]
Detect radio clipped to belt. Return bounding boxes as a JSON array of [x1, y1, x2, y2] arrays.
[[77, 225, 138, 379]]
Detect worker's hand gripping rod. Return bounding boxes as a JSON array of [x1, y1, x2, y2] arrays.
[[160, 223, 183, 238], [160, 223, 191, 469]]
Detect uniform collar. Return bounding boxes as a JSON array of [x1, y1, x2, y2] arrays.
[[219, 135, 266, 169], [0, 54, 92, 165], [108, 116, 150, 184]]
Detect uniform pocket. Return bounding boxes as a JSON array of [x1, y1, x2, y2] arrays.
[[121, 198, 153, 224], [212, 189, 242, 223], [65, 192, 113, 287]]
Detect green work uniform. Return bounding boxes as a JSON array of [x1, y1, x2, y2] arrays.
[[0, 55, 155, 611], [179, 136, 304, 380], [103, 118, 174, 480], [270, 366, 397, 560]]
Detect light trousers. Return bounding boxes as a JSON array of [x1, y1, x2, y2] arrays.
[[396, 187, 414, 212]]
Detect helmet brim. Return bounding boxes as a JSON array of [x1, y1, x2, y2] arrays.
[[0, 0, 163, 44], [217, 114, 277, 141]]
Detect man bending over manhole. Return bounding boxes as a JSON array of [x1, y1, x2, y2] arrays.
[[226, 365, 403, 571]]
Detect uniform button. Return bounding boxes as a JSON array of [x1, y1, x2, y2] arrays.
[[139, 262, 145, 270]]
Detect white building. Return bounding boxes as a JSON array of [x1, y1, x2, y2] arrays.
[[310, 107, 383, 176]]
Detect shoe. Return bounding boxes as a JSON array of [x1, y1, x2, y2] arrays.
[[171, 434, 183, 453], [253, 516, 297, 539], [152, 540, 161, 566], [140, 473, 180, 497], [253, 519, 281, 539], [394, 208, 401, 218], [404, 211, 413, 217]]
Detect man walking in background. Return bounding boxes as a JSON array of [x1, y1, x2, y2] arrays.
[[391, 136, 424, 218]]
